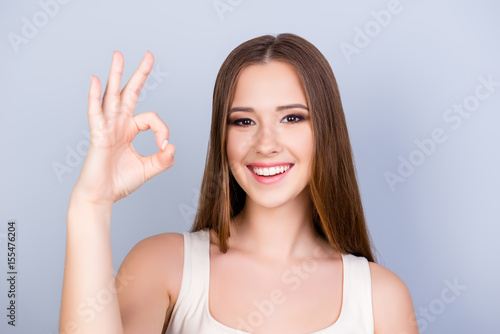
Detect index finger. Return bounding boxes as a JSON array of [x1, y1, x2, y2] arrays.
[[120, 51, 155, 114]]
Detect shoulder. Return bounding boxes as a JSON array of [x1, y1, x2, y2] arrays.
[[368, 261, 419, 334], [124, 232, 184, 268], [120, 232, 184, 299], [116, 232, 185, 331]]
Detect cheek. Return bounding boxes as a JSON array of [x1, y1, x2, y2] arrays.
[[226, 130, 251, 175], [286, 127, 314, 161], [226, 130, 240, 161]]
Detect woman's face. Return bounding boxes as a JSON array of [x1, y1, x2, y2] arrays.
[[226, 60, 314, 208]]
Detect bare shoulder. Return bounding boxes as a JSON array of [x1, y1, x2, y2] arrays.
[[368, 261, 419, 334], [117, 232, 184, 333], [127, 232, 184, 296]]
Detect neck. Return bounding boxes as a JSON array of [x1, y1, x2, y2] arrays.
[[230, 186, 324, 264]]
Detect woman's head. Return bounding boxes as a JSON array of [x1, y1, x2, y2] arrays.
[[191, 33, 376, 262], [226, 60, 314, 211]]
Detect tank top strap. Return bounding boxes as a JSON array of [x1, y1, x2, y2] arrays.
[[183, 228, 211, 299], [190, 228, 211, 293], [340, 253, 374, 333], [166, 228, 211, 330]]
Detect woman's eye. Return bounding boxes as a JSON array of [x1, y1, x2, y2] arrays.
[[230, 118, 254, 127], [229, 114, 305, 127], [282, 114, 304, 123]]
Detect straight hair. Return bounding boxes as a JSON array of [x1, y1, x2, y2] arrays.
[[190, 33, 377, 263]]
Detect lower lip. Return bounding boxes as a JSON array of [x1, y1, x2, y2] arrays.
[[247, 165, 293, 184]]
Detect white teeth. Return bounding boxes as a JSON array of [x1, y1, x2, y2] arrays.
[[251, 165, 291, 176]]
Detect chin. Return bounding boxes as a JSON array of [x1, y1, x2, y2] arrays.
[[248, 197, 290, 209], [245, 187, 301, 208]]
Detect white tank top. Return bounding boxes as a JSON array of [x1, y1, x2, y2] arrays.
[[165, 228, 374, 334]]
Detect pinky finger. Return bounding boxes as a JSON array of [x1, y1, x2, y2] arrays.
[[87, 75, 105, 136]]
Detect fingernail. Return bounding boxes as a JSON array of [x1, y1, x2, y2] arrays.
[[161, 139, 168, 151], [171, 146, 175, 157]]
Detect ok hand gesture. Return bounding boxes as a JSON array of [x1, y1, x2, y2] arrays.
[[71, 51, 175, 207]]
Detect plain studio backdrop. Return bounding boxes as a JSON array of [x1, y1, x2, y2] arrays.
[[1, 0, 499, 333]]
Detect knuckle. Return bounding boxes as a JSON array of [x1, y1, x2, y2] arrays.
[[107, 90, 121, 98], [120, 100, 134, 113], [122, 87, 139, 102], [129, 86, 141, 98], [88, 91, 98, 100]]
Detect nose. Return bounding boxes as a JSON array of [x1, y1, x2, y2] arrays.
[[254, 123, 282, 156]]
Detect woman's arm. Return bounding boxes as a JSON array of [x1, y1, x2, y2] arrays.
[[370, 262, 419, 334], [59, 51, 176, 334], [60, 198, 122, 334]]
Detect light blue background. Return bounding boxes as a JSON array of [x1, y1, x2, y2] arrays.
[[1, 0, 498, 333]]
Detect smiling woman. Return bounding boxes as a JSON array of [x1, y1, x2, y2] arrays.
[[60, 33, 418, 334], [193, 34, 373, 259], [226, 60, 313, 195]]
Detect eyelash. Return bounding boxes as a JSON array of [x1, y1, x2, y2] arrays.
[[229, 114, 306, 127]]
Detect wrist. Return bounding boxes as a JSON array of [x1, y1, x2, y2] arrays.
[[67, 195, 114, 223], [69, 189, 115, 210]]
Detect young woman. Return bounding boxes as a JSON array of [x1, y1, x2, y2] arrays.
[[60, 33, 418, 334]]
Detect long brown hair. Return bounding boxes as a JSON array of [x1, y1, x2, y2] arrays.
[[190, 33, 376, 263]]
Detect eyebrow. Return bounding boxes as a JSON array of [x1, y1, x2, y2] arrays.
[[228, 103, 309, 115]]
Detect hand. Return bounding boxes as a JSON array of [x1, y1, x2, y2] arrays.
[[71, 51, 175, 207]]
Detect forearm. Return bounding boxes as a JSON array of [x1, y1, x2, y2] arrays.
[[59, 198, 123, 334]]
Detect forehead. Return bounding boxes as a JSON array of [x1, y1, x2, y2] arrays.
[[231, 60, 307, 106]]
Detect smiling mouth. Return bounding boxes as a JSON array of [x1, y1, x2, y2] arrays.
[[248, 164, 294, 177]]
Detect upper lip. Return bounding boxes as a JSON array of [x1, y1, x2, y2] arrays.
[[247, 162, 294, 168]]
